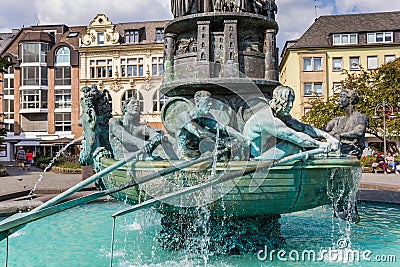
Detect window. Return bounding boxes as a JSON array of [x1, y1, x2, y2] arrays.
[[3, 56, 15, 130], [67, 32, 79, 38], [20, 89, 45, 109], [3, 99, 14, 120], [90, 59, 113, 78], [103, 89, 113, 107], [22, 66, 48, 86], [333, 82, 342, 94], [3, 76, 14, 95], [55, 113, 71, 131], [367, 56, 378, 70], [332, 33, 357, 45], [98, 33, 104, 45], [367, 32, 393, 43], [156, 28, 164, 41], [122, 90, 144, 113], [4, 123, 14, 133], [55, 89, 72, 109], [349, 57, 360, 70], [55, 47, 70, 63], [55, 66, 71, 85], [152, 90, 168, 112], [45, 30, 56, 37], [304, 82, 323, 96], [332, 58, 342, 71], [303, 57, 322, 72], [152, 57, 164, 76], [4, 57, 13, 74], [385, 55, 396, 64], [120, 58, 144, 77], [303, 58, 311, 71], [22, 42, 49, 63], [21, 43, 49, 87], [125, 30, 139, 43], [3, 59, 14, 96]]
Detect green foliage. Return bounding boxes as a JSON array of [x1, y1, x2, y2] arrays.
[[34, 156, 54, 169], [302, 58, 400, 140], [54, 156, 78, 167], [0, 56, 13, 74], [360, 155, 375, 167], [35, 155, 81, 170], [302, 94, 342, 129]]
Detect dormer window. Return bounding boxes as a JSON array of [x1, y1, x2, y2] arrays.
[[367, 32, 393, 43], [332, 33, 357, 45], [125, 30, 139, 43], [98, 33, 104, 45], [156, 28, 164, 42], [67, 32, 79, 38]]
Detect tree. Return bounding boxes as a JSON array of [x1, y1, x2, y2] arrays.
[[302, 58, 400, 141], [0, 56, 13, 74]]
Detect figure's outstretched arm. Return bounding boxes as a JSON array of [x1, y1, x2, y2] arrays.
[[178, 111, 216, 139], [279, 116, 339, 151], [269, 116, 332, 152]]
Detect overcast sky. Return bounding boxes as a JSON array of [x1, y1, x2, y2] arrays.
[[1, 0, 400, 51]]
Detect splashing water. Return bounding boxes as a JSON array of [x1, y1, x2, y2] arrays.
[[327, 166, 362, 251], [19, 135, 84, 211]]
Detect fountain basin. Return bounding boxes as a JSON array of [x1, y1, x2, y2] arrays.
[[98, 155, 360, 217]]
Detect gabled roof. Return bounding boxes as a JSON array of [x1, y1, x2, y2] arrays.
[[0, 31, 18, 53], [291, 11, 400, 49]]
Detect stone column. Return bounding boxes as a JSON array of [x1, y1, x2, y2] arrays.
[[164, 33, 176, 82], [223, 20, 239, 78], [264, 29, 279, 81], [197, 20, 211, 78]]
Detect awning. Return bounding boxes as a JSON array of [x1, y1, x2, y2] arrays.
[[15, 140, 41, 146], [40, 137, 77, 145]]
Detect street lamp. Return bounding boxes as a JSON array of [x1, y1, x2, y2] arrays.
[[372, 100, 396, 159]]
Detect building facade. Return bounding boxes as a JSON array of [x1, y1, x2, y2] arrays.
[[79, 14, 169, 129], [280, 11, 400, 121], [0, 24, 84, 161], [0, 15, 170, 161]]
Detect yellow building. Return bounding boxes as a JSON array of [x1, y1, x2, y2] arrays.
[[280, 11, 400, 121], [79, 14, 170, 128]]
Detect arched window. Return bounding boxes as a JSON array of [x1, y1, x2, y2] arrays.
[[55, 47, 70, 63], [122, 90, 144, 113], [55, 47, 71, 86], [152, 90, 168, 112], [103, 89, 113, 107]]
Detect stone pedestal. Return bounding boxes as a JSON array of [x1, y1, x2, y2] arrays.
[[81, 165, 95, 181]]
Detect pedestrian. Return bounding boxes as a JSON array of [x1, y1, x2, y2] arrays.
[[16, 146, 26, 170], [386, 152, 399, 174], [374, 152, 387, 174], [26, 150, 33, 170]]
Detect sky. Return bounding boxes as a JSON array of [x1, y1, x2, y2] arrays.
[[1, 0, 400, 52]]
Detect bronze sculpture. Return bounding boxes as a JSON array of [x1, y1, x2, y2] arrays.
[[324, 89, 367, 158]]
